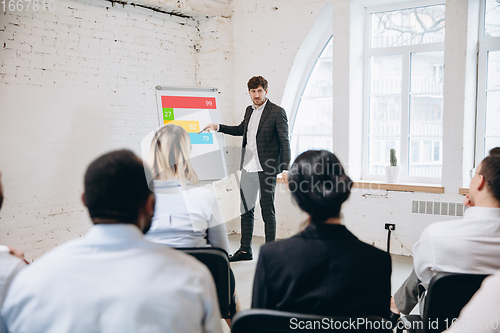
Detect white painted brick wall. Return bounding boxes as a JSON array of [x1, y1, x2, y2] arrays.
[[0, 0, 470, 261], [0, 0, 210, 261], [343, 190, 465, 256], [196, 14, 238, 173]]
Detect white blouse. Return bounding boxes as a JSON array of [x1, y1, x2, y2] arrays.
[[146, 179, 230, 253]]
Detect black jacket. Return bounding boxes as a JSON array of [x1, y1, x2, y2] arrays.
[[251, 223, 392, 318], [219, 100, 290, 176]]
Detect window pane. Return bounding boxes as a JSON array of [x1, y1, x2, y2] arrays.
[[484, 50, 500, 158], [409, 137, 442, 177], [302, 58, 333, 98], [411, 51, 444, 93], [433, 141, 441, 162], [485, 91, 500, 135], [291, 97, 332, 158], [487, 51, 500, 90], [319, 38, 333, 59], [485, 0, 500, 38], [370, 55, 402, 94], [370, 96, 402, 126], [411, 140, 420, 163], [301, 39, 332, 98], [369, 54, 402, 174], [409, 51, 443, 178], [291, 135, 332, 159], [371, 4, 445, 48], [291, 38, 333, 159], [293, 98, 333, 136], [369, 138, 401, 175], [485, 137, 500, 156], [410, 95, 443, 122]]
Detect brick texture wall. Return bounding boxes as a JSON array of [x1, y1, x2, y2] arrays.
[[0, 0, 225, 261]]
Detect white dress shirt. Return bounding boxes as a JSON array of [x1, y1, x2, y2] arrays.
[[1, 224, 222, 333], [243, 99, 267, 172], [0, 248, 26, 333], [444, 270, 500, 333], [414, 207, 500, 289], [145, 179, 230, 253], [0, 246, 26, 308]]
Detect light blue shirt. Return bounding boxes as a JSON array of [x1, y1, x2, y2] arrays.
[[1, 224, 222, 333], [0, 249, 26, 333], [0, 247, 25, 308], [146, 179, 230, 253]]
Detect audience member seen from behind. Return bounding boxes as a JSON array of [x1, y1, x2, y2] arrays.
[[145, 124, 238, 323], [145, 123, 230, 252], [251, 150, 392, 318], [1, 150, 222, 333], [0, 171, 28, 332], [390, 147, 500, 317]]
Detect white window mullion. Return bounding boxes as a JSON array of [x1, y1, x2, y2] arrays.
[[475, 46, 488, 167], [367, 0, 446, 15], [363, 1, 445, 183], [362, 8, 372, 180], [368, 43, 444, 57], [400, 50, 411, 179], [475, 0, 500, 166], [362, 60, 371, 180]]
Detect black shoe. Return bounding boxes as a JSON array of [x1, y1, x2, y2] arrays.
[[229, 249, 253, 262]]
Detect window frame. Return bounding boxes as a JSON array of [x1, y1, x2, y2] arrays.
[[362, 0, 446, 183], [474, 0, 500, 168], [289, 36, 333, 160]]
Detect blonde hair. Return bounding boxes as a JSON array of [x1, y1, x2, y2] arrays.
[[148, 124, 199, 186]]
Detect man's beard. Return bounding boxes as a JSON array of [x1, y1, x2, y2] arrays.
[[254, 98, 265, 106]]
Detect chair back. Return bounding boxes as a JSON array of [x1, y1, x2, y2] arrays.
[[178, 247, 232, 318], [423, 272, 489, 332], [231, 309, 391, 333]]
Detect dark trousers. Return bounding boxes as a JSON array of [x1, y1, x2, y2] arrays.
[[394, 269, 427, 315], [239, 169, 277, 251]]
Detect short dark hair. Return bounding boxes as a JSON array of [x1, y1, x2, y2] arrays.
[[84, 150, 152, 224], [288, 150, 352, 224], [247, 76, 268, 91], [479, 147, 500, 203]]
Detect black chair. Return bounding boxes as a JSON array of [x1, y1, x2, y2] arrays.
[[231, 309, 392, 333], [177, 247, 236, 319], [396, 272, 489, 333]]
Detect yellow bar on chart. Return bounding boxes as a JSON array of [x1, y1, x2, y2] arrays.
[[164, 120, 200, 133]]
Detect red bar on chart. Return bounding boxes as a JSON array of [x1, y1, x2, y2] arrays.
[[161, 96, 217, 109]]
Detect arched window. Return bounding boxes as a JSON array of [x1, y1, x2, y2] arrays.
[[290, 38, 333, 160]]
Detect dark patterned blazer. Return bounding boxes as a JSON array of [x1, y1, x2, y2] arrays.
[[219, 100, 291, 176]]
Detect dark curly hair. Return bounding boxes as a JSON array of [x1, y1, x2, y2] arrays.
[[479, 147, 500, 203], [288, 150, 352, 224], [247, 76, 268, 91], [84, 150, 152, 223]]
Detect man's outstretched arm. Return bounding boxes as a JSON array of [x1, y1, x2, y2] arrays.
[[202, 109, 249, 137], [219, 117, 245, 137]]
